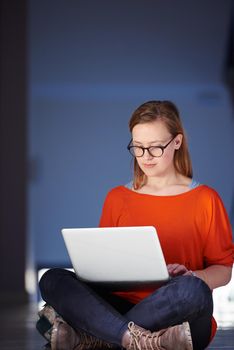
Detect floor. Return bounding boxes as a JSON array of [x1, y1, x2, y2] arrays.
[[0, 279, 233, 350]]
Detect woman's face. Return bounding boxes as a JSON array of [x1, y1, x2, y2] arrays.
[[131, 120, 182, 178]]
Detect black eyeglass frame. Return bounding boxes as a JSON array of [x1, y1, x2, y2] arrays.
[[127, 137, 175, 158]]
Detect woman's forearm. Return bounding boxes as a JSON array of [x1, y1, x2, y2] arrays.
[[194, 265, 233, 290]]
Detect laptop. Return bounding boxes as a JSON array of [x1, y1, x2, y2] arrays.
[[61, 226, 169, 290]]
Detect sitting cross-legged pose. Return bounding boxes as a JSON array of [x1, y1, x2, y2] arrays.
[[37, 100, 233, 350]]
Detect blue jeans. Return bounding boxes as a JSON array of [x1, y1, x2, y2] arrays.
[[39, 268, 213, 350]]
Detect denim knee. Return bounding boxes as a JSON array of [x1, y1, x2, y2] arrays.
[[39, 268, 75, 301], [172, 276, 213, 317]]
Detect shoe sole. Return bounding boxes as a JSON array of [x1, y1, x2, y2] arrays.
[[183, 322, 193, 350]]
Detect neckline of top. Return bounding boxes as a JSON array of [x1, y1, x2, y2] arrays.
[[121, 183, 204, 199]]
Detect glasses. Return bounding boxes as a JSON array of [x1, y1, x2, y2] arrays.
[[127, 137, 175, 158]]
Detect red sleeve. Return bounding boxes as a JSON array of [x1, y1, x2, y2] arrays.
[[99, 191, 115, 227], [203, 188, 234, 267], [99, 187, 125, 227]]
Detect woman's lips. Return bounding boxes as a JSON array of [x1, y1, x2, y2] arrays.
[[143, 163, 156, 168]]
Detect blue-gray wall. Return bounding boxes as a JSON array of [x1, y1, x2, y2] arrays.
[[27, 1, 234, 276]]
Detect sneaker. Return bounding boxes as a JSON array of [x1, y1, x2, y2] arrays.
[[126, 321, 193, 350], [36, 304, 64, 341], [159, 322, 193, 350], [51, 317, 116, 350]]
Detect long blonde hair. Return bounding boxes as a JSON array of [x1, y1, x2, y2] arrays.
[[129, 100, 193, 190]]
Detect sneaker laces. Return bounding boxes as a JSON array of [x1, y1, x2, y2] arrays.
[[127, 322, 162, 350], [75, 329, 114, 350]]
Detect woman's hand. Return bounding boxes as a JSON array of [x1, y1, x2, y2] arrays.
[[167, 264, 192, 277], [167, 264, 232, 290]]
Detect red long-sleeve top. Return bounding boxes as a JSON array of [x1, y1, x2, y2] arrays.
[[99, 184, 233, 302]]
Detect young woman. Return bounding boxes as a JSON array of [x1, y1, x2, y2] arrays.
[[38, 100, 233, 350]]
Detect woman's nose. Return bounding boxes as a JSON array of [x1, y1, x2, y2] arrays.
[[143, 149, 153, 159]]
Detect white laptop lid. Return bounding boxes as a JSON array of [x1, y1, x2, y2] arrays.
[[61, 226, 169, 290]]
